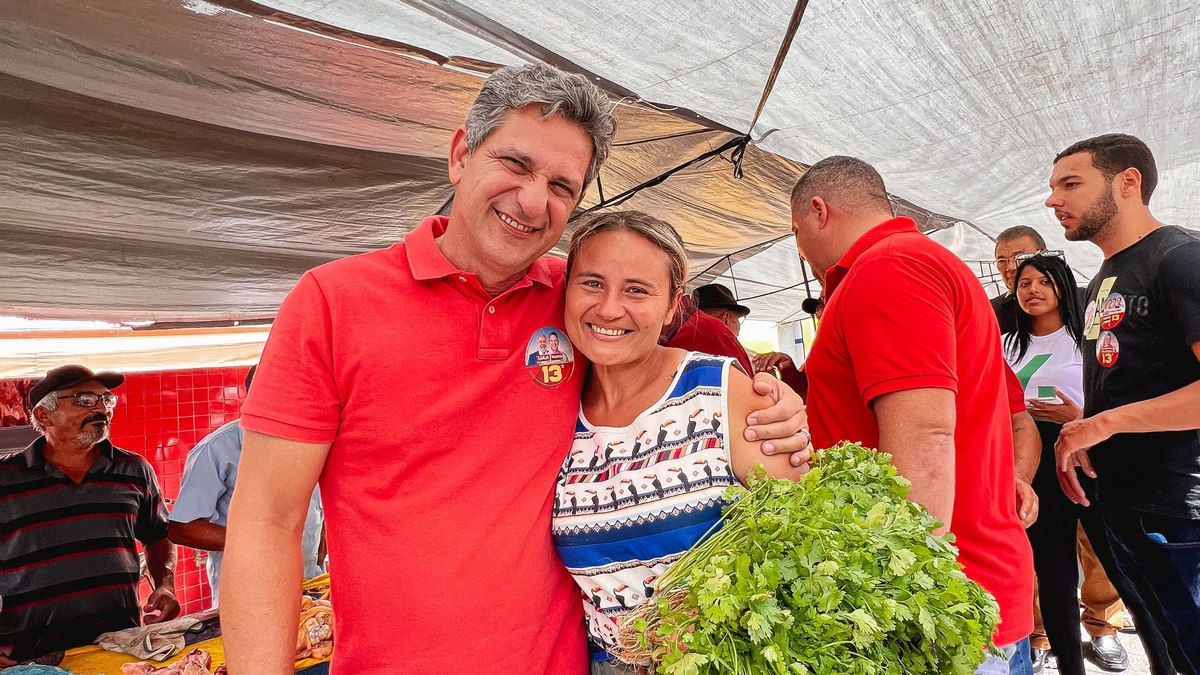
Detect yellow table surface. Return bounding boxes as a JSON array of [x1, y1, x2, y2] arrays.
[[60, 639, 327, 674], [59, 575, 331, 674]]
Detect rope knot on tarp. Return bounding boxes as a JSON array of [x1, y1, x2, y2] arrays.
[[729, 135, 750, 180]]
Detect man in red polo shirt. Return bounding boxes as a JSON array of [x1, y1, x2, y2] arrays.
[[220, 64, 812, 675], [790, 156, 1035, 674], [660, 294, 753, 374]]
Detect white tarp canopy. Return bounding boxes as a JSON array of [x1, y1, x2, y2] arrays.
[[2, 0, 1198, 325]]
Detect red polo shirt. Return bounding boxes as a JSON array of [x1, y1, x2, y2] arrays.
[[663, 305, 754, 374], [805, 217, 1033, 646], [241, 216, 587, 674]]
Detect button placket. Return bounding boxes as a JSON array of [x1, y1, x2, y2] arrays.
[[478, 299, 511, 359]]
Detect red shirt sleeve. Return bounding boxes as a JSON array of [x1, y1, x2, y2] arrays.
[[838, 255, 959, 405], [239, 272, 342, 443], [665, 312, 753, 374], [1003, 363, 1025, 416]]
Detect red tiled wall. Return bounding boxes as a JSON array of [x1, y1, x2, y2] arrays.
[[1, 366, 253, 616]]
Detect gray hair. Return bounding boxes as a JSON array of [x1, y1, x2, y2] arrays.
[[30, 391, 58, 433], [791, 155, 891, 214], [996, 225, 1047, 249], [567, 210, 689, 296], [466, 64, 617, 188]]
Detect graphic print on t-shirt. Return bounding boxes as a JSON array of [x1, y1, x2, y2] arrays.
[[525, 326, 575, 388], [1085, 276, 1118, 340], [1015, 354, 1051, 389], [1079, 226, 1200, 518], [1005, 327, 1084, 407]]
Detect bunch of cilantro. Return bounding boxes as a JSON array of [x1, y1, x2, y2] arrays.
[[622, 442, 1000, 675]]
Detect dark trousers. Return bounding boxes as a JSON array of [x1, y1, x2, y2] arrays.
[[1103, 505, 1200, 675], [1027, 422, 1176, 675]]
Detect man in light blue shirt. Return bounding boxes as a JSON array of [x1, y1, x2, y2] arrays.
[[167, 366, 324, 606]]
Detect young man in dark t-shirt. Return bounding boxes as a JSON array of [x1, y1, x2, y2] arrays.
[[1049, 134, 1200, 674], [991, 227, 1149, 673]]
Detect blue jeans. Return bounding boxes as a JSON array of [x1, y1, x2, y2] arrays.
[[1104, 507, 1200, 675], [975, 638, 1033, 675], [590, 660, 643, 674]]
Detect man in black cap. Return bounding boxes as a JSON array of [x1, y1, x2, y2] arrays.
[[661, 283, 755, 374], [693, 283, 751, 338], [0, 365, 178, 666]]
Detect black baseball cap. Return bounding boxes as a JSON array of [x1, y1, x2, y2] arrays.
[[28, 365, 125, 408]]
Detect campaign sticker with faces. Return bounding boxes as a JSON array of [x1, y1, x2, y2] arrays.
[[1097, 330, 1120, 368], [1082, 299, 1098, 336], [1099, 293, 1126, 330], [526, 327, 575, 388]]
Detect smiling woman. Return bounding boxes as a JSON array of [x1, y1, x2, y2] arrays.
[[552, 210, 806, 673], [564, 216, 685, 374]]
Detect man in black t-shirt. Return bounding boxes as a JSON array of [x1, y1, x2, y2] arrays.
[[1050, 134, 1200, 674], [991, 227, 1144, 673]]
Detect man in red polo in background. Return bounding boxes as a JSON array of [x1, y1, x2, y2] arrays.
[[660, 284, 753, 374], [789, 156, 1035, 674]]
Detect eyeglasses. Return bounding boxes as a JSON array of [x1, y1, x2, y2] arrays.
[[1014, 250, 1065, 263], [56, 392, 119, 408]]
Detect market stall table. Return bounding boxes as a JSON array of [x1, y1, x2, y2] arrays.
[[57, 575, 332, 674], [57, 642, 330, 674]]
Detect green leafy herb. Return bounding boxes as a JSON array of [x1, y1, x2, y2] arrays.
[[616, 442, 1000, 675]]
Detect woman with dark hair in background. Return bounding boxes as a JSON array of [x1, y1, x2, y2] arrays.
[[1005, 251, 1096, 674], [1005, 252, 1169, 674]]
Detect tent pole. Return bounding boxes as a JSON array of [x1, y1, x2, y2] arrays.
[[799, 257, 814, 301], [745, 0, 812, 135]]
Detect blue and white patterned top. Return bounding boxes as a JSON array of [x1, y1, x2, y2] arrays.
[[551, 352, 737, 659]]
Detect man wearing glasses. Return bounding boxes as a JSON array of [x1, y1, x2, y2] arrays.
[[693, 283, 750, 338], [991, 226, 1049, 335], [0, 365, 179, 667]]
